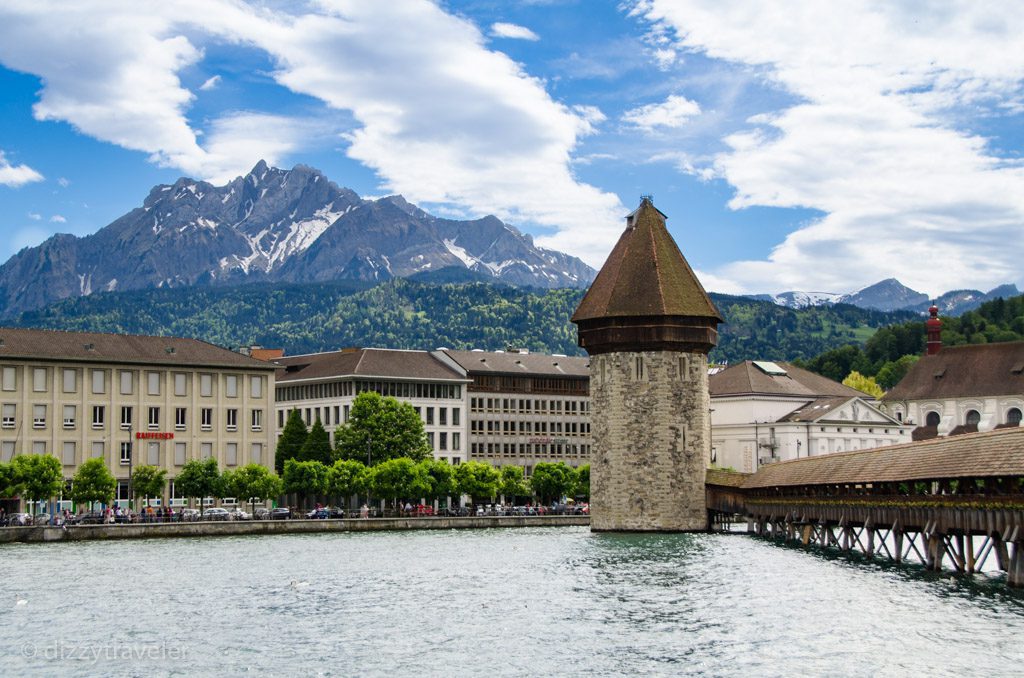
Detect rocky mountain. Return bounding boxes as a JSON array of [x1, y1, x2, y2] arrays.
[[837, 278, 929, 312], [0, 161, 595, 318]]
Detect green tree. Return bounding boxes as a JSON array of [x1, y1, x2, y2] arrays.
[[574, 464, 590, 500], [298, 418, 333, 464], [326, 459, 367, 507], [842, 370, 885, 398], [175, 458, 220, 516], [453, 461, 499, 505], [875, 354, 919, 390], [417, 459, 457, 507], [283, 458, 328, 509], [530, 462, 578, 504], [227, 464, 283, 516], [275, 409, 308, 474], [12, 454, 64, 515], [367, 457, 429, 507], [498, 465, 529, 502], [334, 392, 431, 463], [70, 458, 116, 509], [131, 465, 167, 507], [0, 462, 20, 500]]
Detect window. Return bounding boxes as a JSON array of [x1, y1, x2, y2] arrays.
[[201, 408, 213, 430], [91, 441, 104, 459], [439, 408, 447, 426], [63, 368, 77, 393], [426, 407, 434, 425], [121, 406, 133, 429], [2, 404, 14, 428], [452, 408, 460, 426], [635, 356, 645, 380], [440, 432, 447, 450], [175, 407, 187, 430], [62, 442, 76, 465], [63, 405, 76, 428], [201, 442, 213, 460], [200, 373, 213, 397], [453, 432, 460, 451], [1009, 408, 1022, 426], [120, 442, 132, 465], [226, 375, 238, 398], [226, 442, 238, 466], [148, 441, 159, 465], [966, 410, 981, 427], [427, 432, 435, 448], [344, 405, 350, 422], [33, 404, 46, 428], [174, 442, 186, 466], [2, 366, 16, 391], [926, 411, 940, 427], [251, 409, 263, 431], [251, 442, 263, 465], [33, 367, 47, 392], [1, 441, 13, 462], [250, 375, 263, 399], [148, 406, 160, 428], [147, 372, 160, 396], [33, 441, 46, 455], [92, 406, 105, 429], [91, 369, 105, 394], [227, 408, 238, 431], [120, 370, 133, 395], [174, 373, 187, 397]]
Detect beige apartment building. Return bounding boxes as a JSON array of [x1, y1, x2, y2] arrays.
[[0, 327, 277, 509], [443, 349, 591, 474]]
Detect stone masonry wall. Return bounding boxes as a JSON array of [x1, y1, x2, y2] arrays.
[[590, 350, 709, 531]]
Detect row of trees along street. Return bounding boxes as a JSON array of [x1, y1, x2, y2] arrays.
[[0, 392, 590, 516]]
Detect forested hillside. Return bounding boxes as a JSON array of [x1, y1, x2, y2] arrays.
[[10, 279, 918, 363]]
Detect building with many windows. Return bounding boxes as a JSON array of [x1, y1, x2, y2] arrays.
[[273, 348, 471, 463], [443, 349, 591, 474], [0, 327, 277, 510]]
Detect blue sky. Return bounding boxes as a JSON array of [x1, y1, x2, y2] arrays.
[[1, 1, 1022, 297]]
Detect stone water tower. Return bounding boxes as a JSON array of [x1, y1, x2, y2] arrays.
[[572, 197, 722, 531]]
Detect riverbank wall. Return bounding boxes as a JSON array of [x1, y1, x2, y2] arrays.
[[0, 515, 590, 543]]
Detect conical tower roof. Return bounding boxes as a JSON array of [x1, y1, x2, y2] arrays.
[[572, 197, 722, 355]]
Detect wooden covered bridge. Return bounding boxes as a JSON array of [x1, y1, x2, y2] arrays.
[[705, 427, 1024, 586]]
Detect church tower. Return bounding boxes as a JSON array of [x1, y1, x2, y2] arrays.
[[572, 197, 722, 531]]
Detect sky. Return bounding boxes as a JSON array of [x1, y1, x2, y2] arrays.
[[0, 0, 1022, 298]]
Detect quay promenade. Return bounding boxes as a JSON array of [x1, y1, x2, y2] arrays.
[[0, 514, 589, 543]]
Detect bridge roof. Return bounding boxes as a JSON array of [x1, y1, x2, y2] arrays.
[[741, 426, 1024, 488]]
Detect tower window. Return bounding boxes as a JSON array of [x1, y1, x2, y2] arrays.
[[635, 356, 645, 381]]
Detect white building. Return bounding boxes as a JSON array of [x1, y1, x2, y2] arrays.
[[881, 342, 1024, 439], [273, 348, 470, 463], [443, 349, 591, 475], [710, 360, 910, 473]]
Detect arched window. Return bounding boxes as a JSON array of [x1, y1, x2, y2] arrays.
[[926, 411, 940, 427], [1008, 408, 1022, 426], [966, 410, 981, 427]]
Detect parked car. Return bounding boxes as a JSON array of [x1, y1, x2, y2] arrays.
[[253, 508, 271, 520], [203, 507, 230, 521], [179, 508, 201, 522], [228, 508, 250, 521], [270, 507, 291, 520], [4, 512, 31, 526], [306, 506, 345, 519], [69, 511, 106, 525]]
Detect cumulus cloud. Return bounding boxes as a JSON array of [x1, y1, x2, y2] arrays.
[[0, 0, 623, 266], [50, 214, 66, 223], [490, 22, 540, 41], [623, 94, 702, 131], [633, 1, 1024, 295], [199, 74, 221, 91], [0, 150, 43, 187]]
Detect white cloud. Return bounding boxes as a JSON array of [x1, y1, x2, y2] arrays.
[[490, 22, 540, 41], [0, 1, 623, 266], [622, 94, 701, 131], [57, 176, 69, 187], [199, 74, 222, 91], [0, 149, 43, 187], [634, 1, 1024, 295], [27, 212, 41, 220], [50, 214, 66, 223]]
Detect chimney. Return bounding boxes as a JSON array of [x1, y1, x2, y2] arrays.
[[926, 305, 942, 355]]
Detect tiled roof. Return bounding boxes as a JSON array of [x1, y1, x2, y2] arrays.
[[571, 198, 721, 322], [275, 348, 467, 383], [710, 361, 864, 398], [443, 350, 589, 377], [0, 327, 274, 370], [706, 468, 747, 488], [776, 396, 856, 423], [742, 426, 1024, 488], [884, 342, 1024, 400]]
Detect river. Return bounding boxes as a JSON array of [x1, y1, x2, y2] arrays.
[[1, 526, 1022, 676]]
